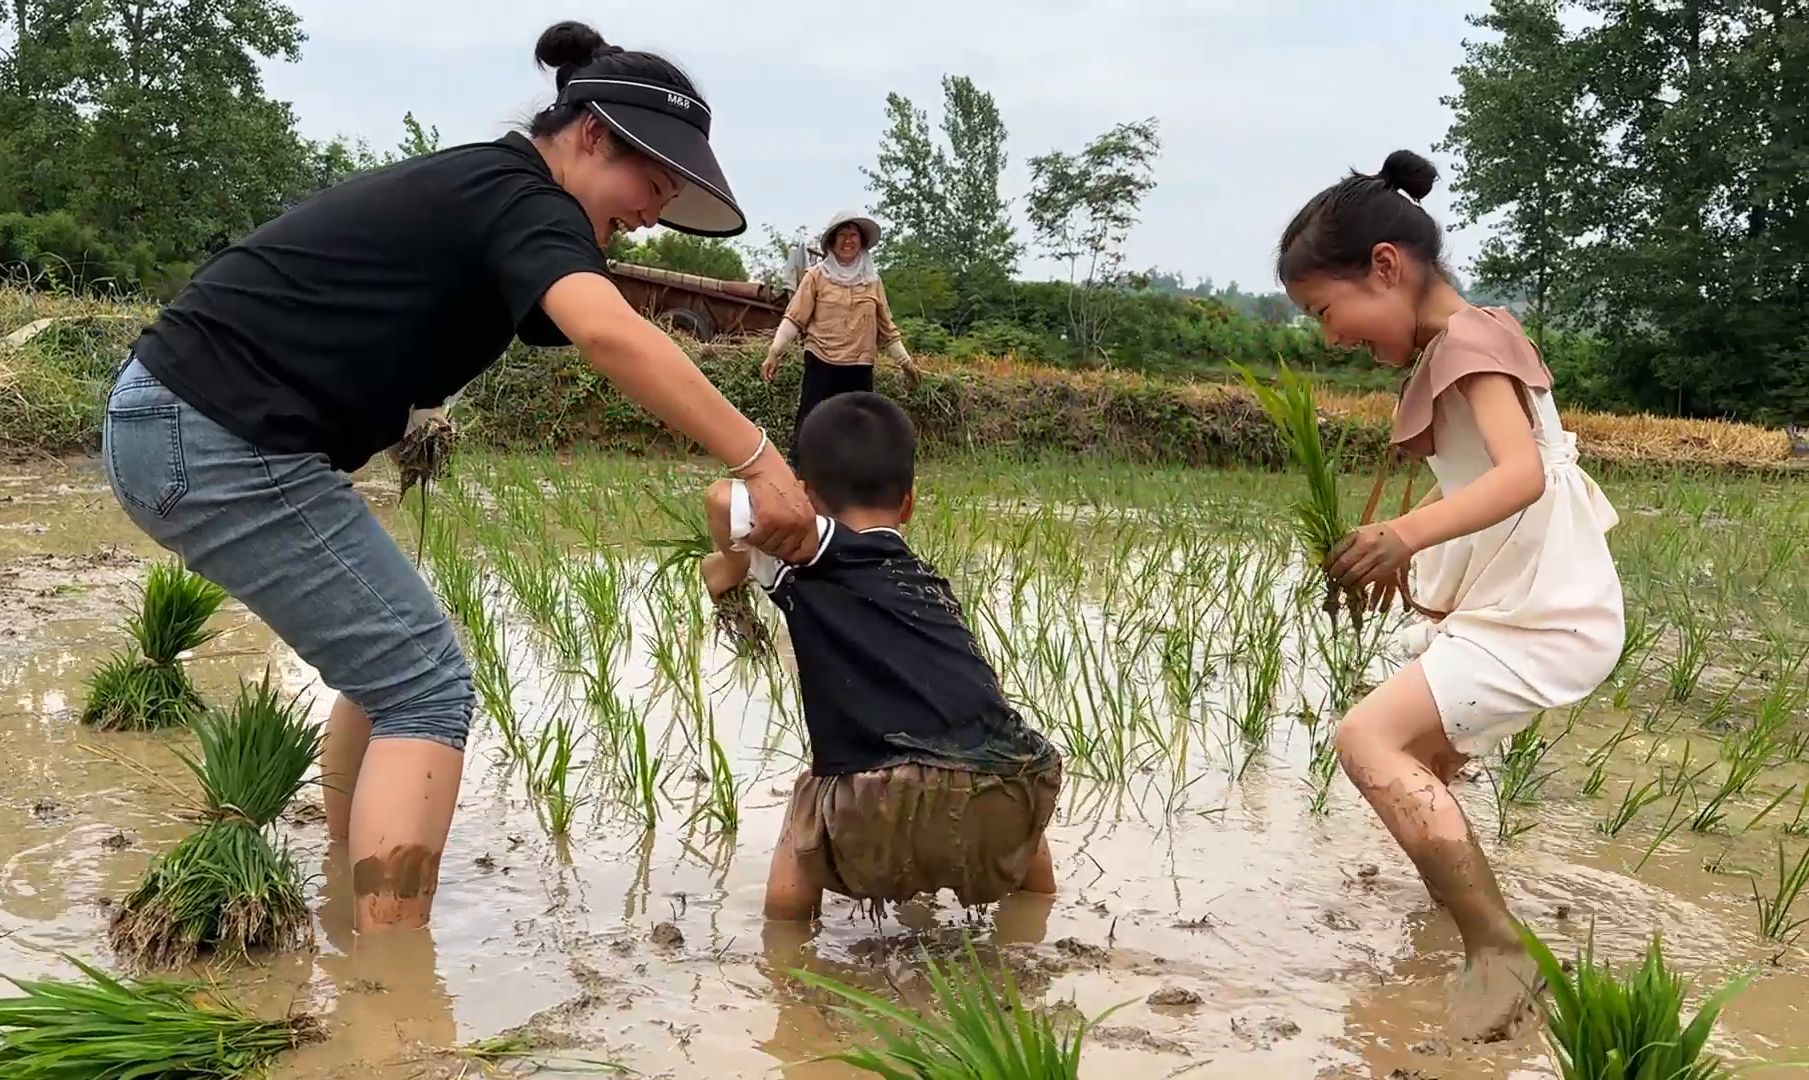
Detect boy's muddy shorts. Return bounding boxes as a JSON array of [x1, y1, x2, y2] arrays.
[[783, 761, 1062, 907]]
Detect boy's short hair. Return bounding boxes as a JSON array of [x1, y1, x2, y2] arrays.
[[794, 392, 916, 513]]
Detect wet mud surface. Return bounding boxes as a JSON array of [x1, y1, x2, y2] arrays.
[[0, 458, 1804, 1078]]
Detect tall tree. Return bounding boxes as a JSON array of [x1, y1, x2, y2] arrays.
[[1026, 118, 1161, 364], [1438, 0, 1603, 346], [863, 74, 1019, 326]]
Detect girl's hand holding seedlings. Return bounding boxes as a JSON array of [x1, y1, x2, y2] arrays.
[[1325, 521, 1415, 591]]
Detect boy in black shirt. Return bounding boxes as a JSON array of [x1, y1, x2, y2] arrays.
[[701, 393, 1062, 921]]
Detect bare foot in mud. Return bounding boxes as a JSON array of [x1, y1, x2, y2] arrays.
[[1447, 946, 1542, 1042]]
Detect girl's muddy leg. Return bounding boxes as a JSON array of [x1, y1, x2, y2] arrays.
[[322, 695, 373, 844], [349, 738, 464, 933], [763, 829, 822, 921], [1336, 661, 1537, 1040]]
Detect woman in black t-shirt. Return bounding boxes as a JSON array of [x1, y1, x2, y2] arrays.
[[100, 21, 814, 935]]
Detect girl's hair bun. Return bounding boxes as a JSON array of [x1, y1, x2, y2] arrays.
[[1379, 150, 1438, 201]]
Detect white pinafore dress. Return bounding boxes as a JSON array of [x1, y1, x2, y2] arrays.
[[1388, 307, 1625, 757]]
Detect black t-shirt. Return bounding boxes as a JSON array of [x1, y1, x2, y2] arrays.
[[132, 132, 607, 473], [756, 521, 1059, 778]]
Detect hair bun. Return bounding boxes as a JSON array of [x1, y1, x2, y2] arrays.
[[535, 20, 610, 83], [1379, 150, 1438, 201]]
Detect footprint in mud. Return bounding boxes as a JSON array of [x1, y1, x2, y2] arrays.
[[1230, 1015, 1302, 1050], [1318, 910, 1361, 932]]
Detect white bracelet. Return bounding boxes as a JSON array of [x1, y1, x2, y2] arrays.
[[728, 429, 768, 476]]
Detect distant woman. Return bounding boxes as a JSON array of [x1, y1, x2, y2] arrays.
[[100, 21, 815, 935], [761, 211, 921, 452]]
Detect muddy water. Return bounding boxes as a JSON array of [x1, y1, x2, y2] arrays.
[[0, 457, 1804, 1079]]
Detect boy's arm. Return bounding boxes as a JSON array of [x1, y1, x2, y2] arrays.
[[704, 479, 826, 594], [704, 480, 755, 598]]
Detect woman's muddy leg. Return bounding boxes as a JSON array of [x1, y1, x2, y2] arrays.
[[322, 695, 373, 843], [350, 738, 464, 932], [1336, 661, 1535, 1038]]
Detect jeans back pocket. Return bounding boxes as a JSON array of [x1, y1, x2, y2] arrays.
[[105, 403, 189, 518]]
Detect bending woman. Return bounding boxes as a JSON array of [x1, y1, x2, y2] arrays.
[[101, 21, 815, 934], [761, 210, 920, 453]]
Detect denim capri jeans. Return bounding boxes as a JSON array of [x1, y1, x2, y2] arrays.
[[101, 355, 474, 751]]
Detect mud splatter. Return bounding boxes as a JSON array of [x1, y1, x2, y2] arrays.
[[351, 845, 441, 900]]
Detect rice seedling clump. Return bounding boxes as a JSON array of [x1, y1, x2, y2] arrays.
[[793, 939, 1127, 1078], [108, 673, 323, 969], [0, 954, 322, 1079], [79, 560, 225, 731], [1521, 922, 1745, 1080]]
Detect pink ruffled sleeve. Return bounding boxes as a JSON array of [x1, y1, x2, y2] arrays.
[[1392, 306, 1553, 457]]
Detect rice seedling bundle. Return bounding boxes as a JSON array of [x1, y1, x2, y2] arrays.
[[1522, 923, 1744, 1080], [109, 673, 322, 969], [0, 955, 321, 1079], [1233, 363, 1363, 629], [792, 939, 1127, 1079], [647, 486, 776, 661], [80, 561, 225, 731]]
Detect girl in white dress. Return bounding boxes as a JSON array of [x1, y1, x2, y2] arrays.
[[1277, 150, 1625, 1040]]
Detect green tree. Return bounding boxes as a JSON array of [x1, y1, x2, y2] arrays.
[[611, 231, 749, 281], [1438, 0, 1604, 347], [0, 0, 331, 292], [1026, 118, 1162, 364], [864, 74, 1019, 328], [396, 110, 439, 158]]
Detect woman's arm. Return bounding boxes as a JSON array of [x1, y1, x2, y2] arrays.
[[1390, 373, 1544, 552], [875, 279, 920, 385], [539, 272, 817, 563]]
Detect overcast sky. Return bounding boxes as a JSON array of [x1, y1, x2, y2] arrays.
[[261, 0, 1496, 291]]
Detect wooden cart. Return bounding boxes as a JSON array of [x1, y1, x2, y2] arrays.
[[605, 261, 793, 341]]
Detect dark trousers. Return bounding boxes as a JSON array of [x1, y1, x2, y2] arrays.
[[789, 353, 873, 461]]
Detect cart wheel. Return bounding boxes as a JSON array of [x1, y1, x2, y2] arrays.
[[668, 307, 716, 341]]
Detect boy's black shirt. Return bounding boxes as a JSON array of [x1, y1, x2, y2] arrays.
[[758, 522, 1058, 778]]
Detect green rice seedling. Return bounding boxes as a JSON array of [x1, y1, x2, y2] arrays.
[[1751, 842, 1809, 943], [1784, 784, 1809, 837], [791, 939, 1127, 1079], [1743, 784, 1797, 834], [1521, 922, 1744, 1080], [1581, 716, 1637, 798], [623, 704, 666, 831], [1306, 722, 1340, 817], [571, 556, 629, 668], [1635, 789, 1693, 872], [1689, 722, 1780, 833], [80, 560, 226, 731], [1610, 603, 1662, 686], [0, 954, 322, 1078], [109, 672, 321, 969], [1487, 766, 1537, 844], [1598, 775, 1666, 838], [1233, 362, 1362, 630], [687, 734, 742, 836], [1663, 601, 1712, 703], [530, 708, 587, 840], [1496, 716, 1565, 807], [1233, 606, 1285, 749]]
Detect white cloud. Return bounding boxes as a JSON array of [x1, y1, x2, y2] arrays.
[[262, 0, 1494, 291]]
